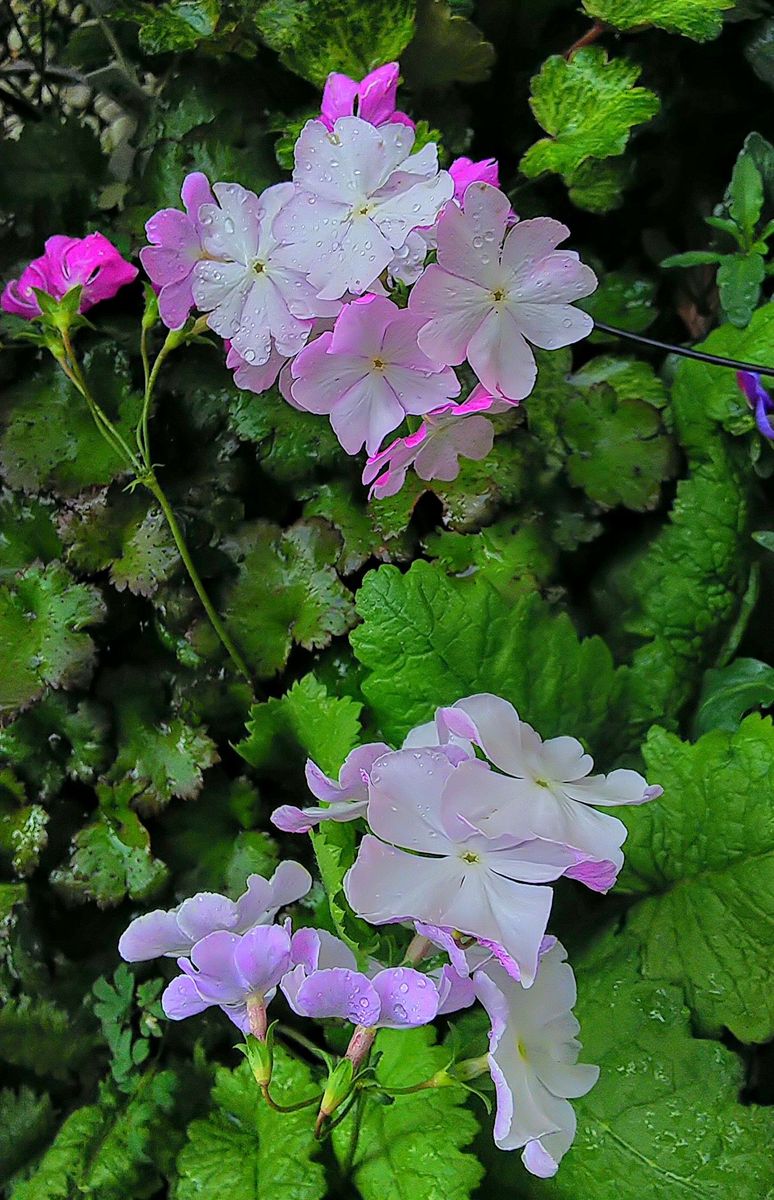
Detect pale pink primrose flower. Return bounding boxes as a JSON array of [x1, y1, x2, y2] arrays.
[[273, 116, 453, 300], [2, 232, 137, 319], [281, 927, 439, 1028], [362, 384, 510, 499], [437, 693, 662, 890], [192, 180, 340, 364], [226, 340, 289, 397], [140, 172, 214, 329], [473, 942, 599, 1175], [320, 62, 414, 132], [289, 295, 460, 455], [118, 861, 311, 961], [409, 182, 597, 401], [271, 741, 390, 833], [344, 747, 589, 987]]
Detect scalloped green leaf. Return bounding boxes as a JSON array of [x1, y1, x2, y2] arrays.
[[582, 0, 733, 41]]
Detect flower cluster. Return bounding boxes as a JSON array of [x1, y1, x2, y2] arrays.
[[136, 61, 596, 496], [120, 692, 659, 1178]]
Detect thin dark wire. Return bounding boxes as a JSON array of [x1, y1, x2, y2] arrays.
[[594, 321, 774, 379]]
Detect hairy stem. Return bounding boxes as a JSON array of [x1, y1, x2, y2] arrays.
[[564, 19, 606, 59]]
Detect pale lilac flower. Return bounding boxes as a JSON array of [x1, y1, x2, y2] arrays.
[[162, 924, 293, 1033], [289, 295, 460, 454], [449, 156, 500, 203], [439, 693, 662, 890], [2, 233, 137, 319], [362, 384, 508, 499], [271, 741, 390, 833], [273, 117, 453, 300], [474, 942, 599, 1175], [140, 172, 214, 329], [192, 180, 339, 363], [344, 748, 587, 986], [409, 182, 597, 401], [118, 861, 311, 962], [320, 63, 414, 132], [417, 921, 557, 984], [281, 927, 439, 1028]]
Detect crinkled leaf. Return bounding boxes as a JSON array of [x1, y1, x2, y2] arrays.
[[311, 819, 380, 957], [10, 1073, 180, 1200], [204, 520, 356, 679], [510, 936, 774, 1200], [0, 493, 62, 579], [617, 715, 774, 1042], [61, 488, 180, 598], [302, 481, 412, 571], [0, 996, 96, 1080], [581, 270, 658, 336], [402, 0, 495, 89], [175, 1055, 325, 1200], [0, 694, 109, 801], [567, 155, 628, 213], [0, 793, 48, 877], [352, 560, 621, 746], [582, 0, 733, 40], [695, 657, 774, 734], [332, 1026, 483, 1200], [0, 563, 105, 717], [116, 0, 222, 54], [237, 673, 362, 776], [521, 49, 659, 184], [51, 786, 169, 908], [423, 518, 558, 596], [229, 387, 343, 483], [251, 0, 415, 86], [0, 349, 142, 496]]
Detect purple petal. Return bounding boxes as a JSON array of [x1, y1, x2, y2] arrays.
[[176, 892, 239, 943], [292, 967, 381, 1025], [370, 967, 439, 1027], [162, 974, 211, 1021], [186, 931, 245, 1005], [435, 964, 477, 1014], [233, 924, 292, 994], [118, 909, 188, 961]]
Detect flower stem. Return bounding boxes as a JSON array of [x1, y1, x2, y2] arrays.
[[564, 20, 606, 59], [261, 1085, 322, 1114], [60, 329, 143, 473], [144, 475, 254, 686]]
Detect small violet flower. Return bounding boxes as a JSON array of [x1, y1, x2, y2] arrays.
[[320, 62, 414, 132], [344, 746, 588, 987], [163, 923, 293, 1033], [362, 384, 510, 499], [409, 182, 597, 401], [273, 116, 453, 300], [140, 172, 214, 330], [118, 861, 311, 962], [2, 233, 137, 319], [473, 942, 599, 1176], [289, 295, 460, 454], [193, 180, 340, 364], [437, 693, 662, 891], [737, 370, 774, 439], [271, 741, 390, 833], [281, 927, 439, 1029]]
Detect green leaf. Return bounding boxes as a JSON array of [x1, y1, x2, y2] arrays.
[[423, 518, 558, 596], [0, 997, 95, 1079], [51, 786, 169, 908], [582, 0, 733, 40], [10, 1072, 180, 1200], [103, 672, 219, 814], [352, 560, 621, 746], [116, 0, 222, 53], [508, 936, 774, 1200], [0, 349, 142, 496], [0, 563, 105, 718], [565, 155, 628, 213], [61, 488, 180, 599], [0, 1087, 55, 1183], [717, 251, 765, 327], [311, 820, 380, 956], [251, 0, 416, 86], [618, 716, 774, 1042], [236, 674, 362, 777], [175, 1055, 325, 1200], [521, 49, 659, 186], [580, 270, 658, 335], [402, 0, 495, 89], [229, 386, 344, 482], [0, 791, 48, 877], [0, 118, 105, 226], [0, 694, 109, 801], [728, 149, 765, 237], [661, 249, 726, 267], [695, 657, 774, 734], [0, 493, 62, 579], [332, 1026, 483, 1200], [302, 481, 412, 572], [203, 520, 356, 679]]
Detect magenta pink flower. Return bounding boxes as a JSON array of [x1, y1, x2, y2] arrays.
[[2, 233, 137, 319], [449, 156, 500, 203], [289, 295, 460, 455], [409, 182, 597, 401], [320, 62, 414, 131], [362, 384, 509, 498], [140, 172, 214, 330]]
